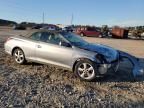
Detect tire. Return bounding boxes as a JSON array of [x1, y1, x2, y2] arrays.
[[13, 48, 26, 65], [99, 34, 103, 38], [80, 33, 85, 37], [74, 59, 97, 81]]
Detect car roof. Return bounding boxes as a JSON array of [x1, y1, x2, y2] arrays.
[[25, 30, 63, 37]]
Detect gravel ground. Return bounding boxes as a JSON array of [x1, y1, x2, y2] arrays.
[[0, 29, 144, 108]]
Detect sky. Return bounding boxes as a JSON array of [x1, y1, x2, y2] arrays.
[[0, 0, 144, 26]]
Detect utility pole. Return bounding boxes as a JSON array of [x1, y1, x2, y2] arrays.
[[43, 12, 45, 26], [71, 13, 73, 25]]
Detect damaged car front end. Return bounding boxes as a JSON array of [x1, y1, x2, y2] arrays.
[[119, 51, 144, 77], [93, 44, 144, 78]]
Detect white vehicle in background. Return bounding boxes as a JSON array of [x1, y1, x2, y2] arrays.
[[61, 25, 74, 32], [40, 24, 60, 31], [141, 32, 144, 37], [40, 26, 56, 31]]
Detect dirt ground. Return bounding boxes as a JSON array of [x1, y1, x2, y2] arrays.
[[84, 37, 144, 58], [0, 28, 144, 108]]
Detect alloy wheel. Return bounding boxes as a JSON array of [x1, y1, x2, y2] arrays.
[[14, 49, 25, 64], [77, 63, 95, 80]]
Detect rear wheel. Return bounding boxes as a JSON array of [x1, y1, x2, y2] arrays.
[[74, 60, 97, 81], [99, 34, 103, 38], [80, 33, 85, 37], [13, 48, 26, 64]]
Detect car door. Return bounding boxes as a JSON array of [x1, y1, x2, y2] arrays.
[[36, 32, 73, 68], [24, 32, 41, 60]]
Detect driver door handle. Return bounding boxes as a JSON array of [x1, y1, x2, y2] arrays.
[[37, 45, 42, 48]]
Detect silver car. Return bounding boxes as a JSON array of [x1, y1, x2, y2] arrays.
[[4, 30, 144, 81]]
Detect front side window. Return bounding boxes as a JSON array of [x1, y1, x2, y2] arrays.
[[40, 32, 50, 42], [61, 32, 89, 48], [48, 33, 71, 47], [48, 33, 63, 45], [30, 32, 41, 41]]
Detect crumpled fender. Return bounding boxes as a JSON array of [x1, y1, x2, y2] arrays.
[[119, 51, 144, 77]]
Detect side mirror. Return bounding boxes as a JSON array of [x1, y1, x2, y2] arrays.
[[60, 41, 71, 47]]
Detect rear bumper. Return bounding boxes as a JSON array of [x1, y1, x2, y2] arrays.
[[119, 51, 144, 77]]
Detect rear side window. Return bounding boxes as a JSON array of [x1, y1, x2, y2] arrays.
[[39, 32, 65, 45], [30, 32, 41, 41]]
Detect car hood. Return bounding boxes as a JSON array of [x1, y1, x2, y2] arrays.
[[82, 43, 119, 63]]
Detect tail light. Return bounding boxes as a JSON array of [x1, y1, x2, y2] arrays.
[[5, 37, 12, 43]]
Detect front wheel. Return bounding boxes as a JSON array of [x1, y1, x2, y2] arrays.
[[74, 60, 97, 81], [13, 48, 26, 65]]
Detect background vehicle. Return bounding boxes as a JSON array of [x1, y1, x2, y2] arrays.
[[101, 25, 109, 37], [62, 26, 74, 32], [40, 24, 60, 31], [75, 26, 101, 37], [4, 30, 144, 81], [13, 24, 26, 30], [141, 32, 144, 37], [32, 25, 42, 29], [111, 27, 129, 38]]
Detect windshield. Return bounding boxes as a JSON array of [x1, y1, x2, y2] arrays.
[[61, 32, 89, 48]]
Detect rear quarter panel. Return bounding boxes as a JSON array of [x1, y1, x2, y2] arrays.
[[5, 36, 37, 60]]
